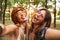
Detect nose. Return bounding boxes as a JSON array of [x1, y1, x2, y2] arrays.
[[21, 14, 25, 18], [23, 15, 26, 18], [35, 13, 40, 17]]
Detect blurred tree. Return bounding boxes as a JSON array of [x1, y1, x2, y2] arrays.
[[39, 0, 47, 8], [45, 0, 48, 8], [48, 0, 53, 9], [34, 0, 40, 5], [0, 0, 3, 21], [40, 0, 53, 8], [53, 0, 56, 28], [3, 0, 7, 24], [7, 0, 12, 14], [58, 8, 60, 16], [58, 8, 60, 19]]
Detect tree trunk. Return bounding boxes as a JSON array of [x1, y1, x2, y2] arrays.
[[0, 0, 2, 21], [45, 0, 48, 8], [54, 0, 56, 28], [3, 0, 7, 24]]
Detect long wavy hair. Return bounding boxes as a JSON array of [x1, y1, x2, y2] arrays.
[[29, 8, 51, 40]]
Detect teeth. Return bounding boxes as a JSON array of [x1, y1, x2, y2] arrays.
[[34, 17, 36, 19], [34, 17, 38, 21]]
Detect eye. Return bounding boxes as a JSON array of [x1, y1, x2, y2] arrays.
[[40, 14, 44, 18], [41, 14, 43, 17], [21, 15, 23, 16], [37, 12, 44, 18], [37, 11, 41, 14]]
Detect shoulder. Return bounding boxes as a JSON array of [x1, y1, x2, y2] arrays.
[[6, 24, 17, 27], [6, 24, 18, 29]]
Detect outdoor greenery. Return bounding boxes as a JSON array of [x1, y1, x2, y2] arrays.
[[0, 0, 60, 27], [0, 0, 60, 40]]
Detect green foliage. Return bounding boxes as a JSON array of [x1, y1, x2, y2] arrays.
[[7, 0, 11, 6], [48, 5, 53, 9], [37, 0, 47, 7], [58, 11, 60, 15], [34, 0, 40, 5], [0, 0, 3, 3], [5, 13, 10, 17], [50, 0, 52, 1], [14, 0, 19, 3]]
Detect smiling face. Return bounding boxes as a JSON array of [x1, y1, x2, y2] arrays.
[[32, 10, 46, 24], [11, 6, 28, 24], [17, 10, 28, 23]]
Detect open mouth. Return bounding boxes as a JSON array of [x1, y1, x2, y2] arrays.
[[34, 16, 38, 21]]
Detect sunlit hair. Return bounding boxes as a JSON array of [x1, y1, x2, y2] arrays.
[[11, 6, 27, 24]]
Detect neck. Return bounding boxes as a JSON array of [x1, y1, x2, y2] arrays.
[[20, 22, 27, 28], [33, 22, 46, 32], [16, 22, 27, 28]]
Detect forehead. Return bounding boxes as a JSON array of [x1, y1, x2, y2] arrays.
[[41, 10, 46, 16], [17, 10, 26, 14], [37, 10, 46, 18], [38, 10, 46, 15], [40, 10, 46, 14]]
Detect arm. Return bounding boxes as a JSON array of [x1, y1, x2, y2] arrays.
[[0, 24, 18, 36], [45, 28, 60, 40], [0, 26, 3, 35]]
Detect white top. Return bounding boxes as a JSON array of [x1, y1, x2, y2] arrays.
[[17, 27, 21, 40], [17, 25, 25, 40]]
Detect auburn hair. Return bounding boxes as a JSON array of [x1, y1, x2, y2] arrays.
[[11, 6, 26, 24]]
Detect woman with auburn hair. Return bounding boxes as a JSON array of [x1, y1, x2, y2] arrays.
[[29, 8, 60, 40], [0, 6, 28, 40], [11, 6, 27, 24]]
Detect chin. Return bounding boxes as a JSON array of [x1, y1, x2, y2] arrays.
[[32, 21, 38, 24], [32, 21, 42, 24], [22, 20, 27, 22]]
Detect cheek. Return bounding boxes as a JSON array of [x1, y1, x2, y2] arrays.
[[17, 16, 21, 20], [32, 14, 36, 18], [39, 18, 44, 21]]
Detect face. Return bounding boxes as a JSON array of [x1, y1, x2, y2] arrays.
[[32, 10, 46, 24], [17, 11, 28, 23]]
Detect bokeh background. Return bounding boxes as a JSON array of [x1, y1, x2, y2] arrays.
[[0, 0, 60, 40]]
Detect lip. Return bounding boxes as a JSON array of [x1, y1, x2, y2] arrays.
[[32, 16, 38, 22], [34, 17, 38, 21], [32, 18, 39, 24]]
